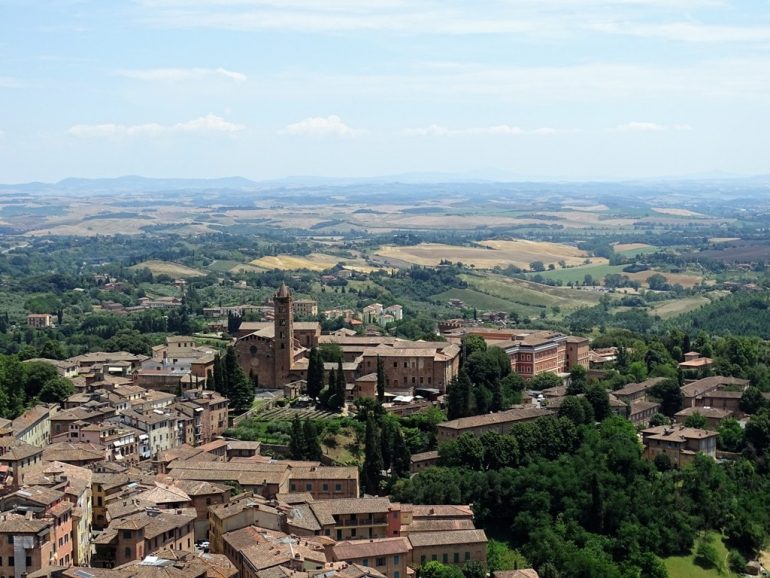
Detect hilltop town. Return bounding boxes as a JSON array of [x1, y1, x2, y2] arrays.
[[1, 181, 770, 578]]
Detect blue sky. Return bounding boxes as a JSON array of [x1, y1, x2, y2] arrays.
[[2, 0, 770, 182]]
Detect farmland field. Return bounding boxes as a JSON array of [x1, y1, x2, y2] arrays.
[[532, 264, 627, 283], [432, 288, 534, 314], [131, 260, 205, 278], [653, 207, 707, 217], [650, 296, 710, 319], [376, 240, 604, 269], [460, 273, 604, 316], [249, 253, 379, 272]]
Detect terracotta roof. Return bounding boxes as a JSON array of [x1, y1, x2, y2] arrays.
[[674, 406, 731, 419], [408, 529, 487, 548], [0, 438, 43, 461], [613, 377, 666, 397], [438, 407, 553, 430], [642, 425, 719, 443], [409, 504, 474, 519], [681, 376, 749, 398], [403, 519, 475, 533], [11, 405, 52, 435], [0, 512, 52, 533], [332, 537, 410, 560]]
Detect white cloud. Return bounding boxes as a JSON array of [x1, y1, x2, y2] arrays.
[[116, 67, 247, 82], [279, 115, 362, 138], [67, 114, 244, 137], [611, 121, 692, 132], [405, 124, 568, 136]]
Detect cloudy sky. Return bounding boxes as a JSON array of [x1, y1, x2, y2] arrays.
[[2, 0, 770, 182]]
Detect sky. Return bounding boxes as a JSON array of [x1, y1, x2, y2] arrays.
[[2, 0, 770, 182]]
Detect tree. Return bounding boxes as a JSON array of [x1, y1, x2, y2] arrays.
[[650, 378, 683, 417], [461, 561, 485, 578], [585, 385, 611, 421], [461, 334, 487, 360], [558, 396, 587, 425], [740, 386, 766, 415], [567, 365, 588, 395], [227, 311, 242, 335], [718, 418, 744, 452], [303, 419, 322, 460], [362, 414, 384, 494], [376, 355, 386, 402], [289, 416, 306, 459], [38, 376, 74, 403], [647, 273, 668, 291], [334, 360, 347, 411], [306, 348, 324, 399], [447, 371, 472, 419], [223, 346, 253, 412], [530, 261, 545, 272], [529, 372, 563, 390], [683, 412, 707, 429], [487, 540, 528, 572], [419, 561, 464, 578], [500, 372, 525, 405]]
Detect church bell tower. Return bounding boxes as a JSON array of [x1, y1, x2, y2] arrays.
[[273, 283, 294, 385]]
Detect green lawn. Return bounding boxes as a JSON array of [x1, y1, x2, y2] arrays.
[[664, 533, 738, 578]]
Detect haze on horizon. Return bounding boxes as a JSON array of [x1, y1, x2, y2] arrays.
[[2, 0, 770, 183]]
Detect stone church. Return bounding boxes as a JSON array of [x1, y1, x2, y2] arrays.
[[234, 284, 321, 388]]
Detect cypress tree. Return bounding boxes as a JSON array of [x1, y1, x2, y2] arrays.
[[391, 426, 411, 478], [335, 359, 346, 410], [376, 355, 386, 402], [307, 348, 324, 399], [289, 416, 306, 459], [362, 414, 383, 494], [212, 354, 224, 395], [447, 370, 472, 419], [303, 419, 322, 460]]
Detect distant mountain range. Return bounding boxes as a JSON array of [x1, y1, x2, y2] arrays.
[[1, 173, 770, 196]]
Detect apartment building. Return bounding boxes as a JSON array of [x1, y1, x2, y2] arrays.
[[641, 425, 718, 467], [0, 513, 56, 578], [11, 405, 56, 448], [93, 507, 196, 568]]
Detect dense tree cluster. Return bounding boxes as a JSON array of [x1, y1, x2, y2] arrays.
[[396, 416, 770, 577]]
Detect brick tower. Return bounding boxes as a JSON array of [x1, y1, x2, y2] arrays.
[[273, 283, 294, 385]]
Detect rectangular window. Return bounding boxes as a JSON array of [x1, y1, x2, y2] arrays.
[[362, 560, 369, 567], [322, 483, 328, 491], [123, 530, 131, 539], [394, 555, 400, 564], [431, 554, 437, 561], [335, 484, 342, 492], [394, 573, 400, 578], [453, 553, 459, 563], [376, 558, 385, 567], [125, 547, 131, 558], [9, 557, 14, 567], [420, 556, 426, 565], [442, 554, 448, 564], [465, 553, 470, 561]]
